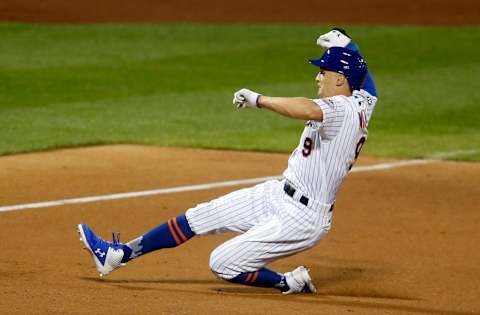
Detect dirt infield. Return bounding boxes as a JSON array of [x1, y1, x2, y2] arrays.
[[1, 145, 480, 314], [1, 0, 479, 25], [2, 1, 480, 314]]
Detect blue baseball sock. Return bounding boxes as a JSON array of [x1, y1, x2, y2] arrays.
[[228, 268, 290, 292], [121, 214, 195, 263]]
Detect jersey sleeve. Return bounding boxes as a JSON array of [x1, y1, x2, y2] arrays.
[[352, 89, 378, 122], [311, 97, 346, 140]]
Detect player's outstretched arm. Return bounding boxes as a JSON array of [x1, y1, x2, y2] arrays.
[[233, 88, 323, 121], [258, 95, 323, 121]]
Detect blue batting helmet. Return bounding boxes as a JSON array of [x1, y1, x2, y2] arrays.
[[309, 47, 368, 91]]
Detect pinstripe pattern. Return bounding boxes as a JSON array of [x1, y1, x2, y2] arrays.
[[283, 90, 377, 204], [186, 90, 377, 279], [186, 180, 332, 279]]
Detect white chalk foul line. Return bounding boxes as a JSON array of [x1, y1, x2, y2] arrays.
[[0, 159, 432, 213], [352, 159, 432, 172], [0, 176, 281, 213]]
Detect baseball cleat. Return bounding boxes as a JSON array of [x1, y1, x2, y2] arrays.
[[282, 266, 316, 294], [77, 224, 126, 277]]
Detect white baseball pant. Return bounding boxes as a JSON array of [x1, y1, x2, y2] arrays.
[[185, 179, 333, 279]]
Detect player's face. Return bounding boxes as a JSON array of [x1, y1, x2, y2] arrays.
[[315, 69, 338, 98]]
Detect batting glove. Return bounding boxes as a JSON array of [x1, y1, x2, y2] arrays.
[[316, 28, 351, 48], [233, 88, 261, 109]]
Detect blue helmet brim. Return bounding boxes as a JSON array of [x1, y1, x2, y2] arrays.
[[309, 58, 325, 68], [309, 58, 344, 75]]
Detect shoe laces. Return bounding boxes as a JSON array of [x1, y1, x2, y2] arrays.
[[112, 232, 121, 245], [94, 231, 123, 251]]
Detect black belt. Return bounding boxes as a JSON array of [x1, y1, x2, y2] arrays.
[[283, 182, 309, 207]]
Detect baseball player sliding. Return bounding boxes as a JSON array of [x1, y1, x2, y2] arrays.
[[78, 28, 378, 294]]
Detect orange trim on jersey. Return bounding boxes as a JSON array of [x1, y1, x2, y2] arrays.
[[250, 271, 259, 284], [172, 217, 188, 242], [244, 273, 253, 284], [167, 219, 181, 245]]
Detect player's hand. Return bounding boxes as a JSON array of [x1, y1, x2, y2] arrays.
[[233, 88, 261, 109], [316, 28, 351, 48]]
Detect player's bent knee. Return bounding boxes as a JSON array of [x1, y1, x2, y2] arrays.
[[209, 247, 238, 280], [208, 251, 227, 279], [209, 266, 233, 281]]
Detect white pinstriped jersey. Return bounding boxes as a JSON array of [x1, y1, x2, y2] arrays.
[[185, 89, 378, 279], [283, 89, 378, 205]]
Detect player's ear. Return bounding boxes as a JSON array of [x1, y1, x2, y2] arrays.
[[336, 73, 347, 87]]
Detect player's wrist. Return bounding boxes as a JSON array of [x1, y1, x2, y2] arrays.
[[256, 95, 262, 108]]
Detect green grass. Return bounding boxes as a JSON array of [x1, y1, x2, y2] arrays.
[[1, 23, 479, 160]]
